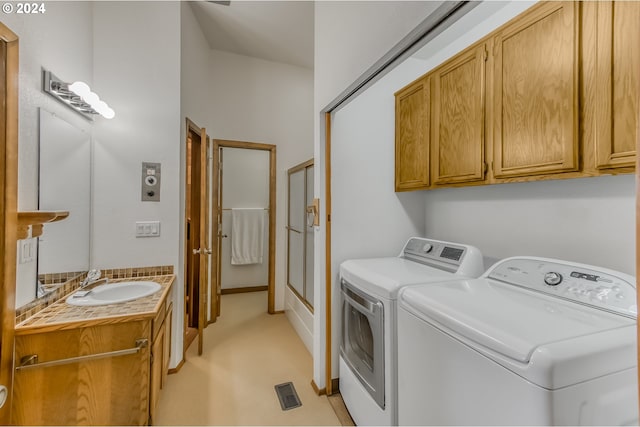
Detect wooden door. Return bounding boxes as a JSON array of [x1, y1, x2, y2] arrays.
[[592, 1, 639, 169], [197, 127, 209, 355], [395, 76, 430, 191], [492, 2, 579, 178], [432, 44, 487, 184], [184, 119, 210, 356], [0, 23, 18, 424]]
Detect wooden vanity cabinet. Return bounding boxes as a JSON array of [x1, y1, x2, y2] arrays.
[[432, 44, 487, 185], [492, 1, 580, 179], [149, 300, 172, 425], [12, 321, 151, 426], [12, 288, 173, 426], [395, 76, 430, 191], [588, 0, 639, 170]]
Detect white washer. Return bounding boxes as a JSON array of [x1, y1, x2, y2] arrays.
[[398, 256, 638, 425], [339, 237, 484, 426]]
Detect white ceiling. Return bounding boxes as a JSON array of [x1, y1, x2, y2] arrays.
[[189, 1, 315, 69]]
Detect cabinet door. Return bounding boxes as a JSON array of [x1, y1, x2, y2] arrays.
[[593, 1, 639, 169], [432, 45, 486, 184], [162, 303, 172, 388], [395, 77, 430, 191], [493, 2, 579, 178], [12, 322, 150, 426], [149, 321, 165, 424]]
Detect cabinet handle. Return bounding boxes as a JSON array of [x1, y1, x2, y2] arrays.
[[15, 338, 148, 371]]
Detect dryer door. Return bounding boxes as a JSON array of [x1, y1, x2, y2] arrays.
[[340, 279, 385, 409]]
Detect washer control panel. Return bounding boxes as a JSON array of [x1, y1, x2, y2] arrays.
[[489, 257, 637, 318]]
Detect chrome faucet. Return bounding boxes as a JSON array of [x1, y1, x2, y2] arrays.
[[80, 269, 105, 288]]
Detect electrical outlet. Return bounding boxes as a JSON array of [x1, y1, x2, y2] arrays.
[[135, 221, 161, 238], [19, 239, 36, 264]]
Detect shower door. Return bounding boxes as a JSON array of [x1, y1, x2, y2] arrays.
[[287, 160, 314, 309]]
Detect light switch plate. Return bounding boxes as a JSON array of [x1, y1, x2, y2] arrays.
[[135, 221, 161, 238]]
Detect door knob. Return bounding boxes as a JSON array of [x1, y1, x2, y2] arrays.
[[218, 232, 228, 238], [193, 248, 213, 255]]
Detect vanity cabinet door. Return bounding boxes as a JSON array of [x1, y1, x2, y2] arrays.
[[12, 321, 151, 426], [395, 76, 430, 191], [591, 1, 639, 169], [432, 44, 487, 184], [149, 323, 165, 424], [149, 301, 171, 424], [492, 2, 579, 178]]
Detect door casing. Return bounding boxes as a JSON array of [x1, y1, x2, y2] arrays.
[[0, 22, 18, 423], [211, 139, 276, 317]]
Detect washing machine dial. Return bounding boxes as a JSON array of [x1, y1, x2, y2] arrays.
[[544, 272, 563, 286], [422, 243, 433, 253]]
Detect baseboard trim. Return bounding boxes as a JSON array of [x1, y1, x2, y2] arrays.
[[327, 392, 355, 426], [221, 285, 268, 295], [271, 310, 285, 314], [311, 379, 327, 396]]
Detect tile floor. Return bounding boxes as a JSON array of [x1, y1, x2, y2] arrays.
[[155, 291, 343, 426]]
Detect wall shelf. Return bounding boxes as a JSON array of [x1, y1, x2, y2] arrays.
[[17, 211, 69, 240]]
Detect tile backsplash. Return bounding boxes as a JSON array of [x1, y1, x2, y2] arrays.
[[16, 265, 174, 324]]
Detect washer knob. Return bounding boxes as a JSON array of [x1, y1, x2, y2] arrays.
[[422, 243, 433, 253], [544, 272, 563, 286]]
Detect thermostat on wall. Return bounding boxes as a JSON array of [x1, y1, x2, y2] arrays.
[[142, 162, 161, 202]]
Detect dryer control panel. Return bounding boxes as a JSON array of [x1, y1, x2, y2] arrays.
[[488, 257, 637, 318], [401, 237, 484, 278]]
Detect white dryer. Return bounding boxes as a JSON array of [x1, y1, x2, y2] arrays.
[[339, 237, 484, 426], [397, 256, 638, 425]]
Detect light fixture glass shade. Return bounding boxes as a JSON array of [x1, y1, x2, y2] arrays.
[[68, 81, 90, 97]]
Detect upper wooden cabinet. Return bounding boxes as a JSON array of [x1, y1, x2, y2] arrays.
[[592, 1, 639, 169], [492, 2, 580, 178], [395, 76, 430, 191], [394, 1, 637, 192], [432, 44, 487, 184]]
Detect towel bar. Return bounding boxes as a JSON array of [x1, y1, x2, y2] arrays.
[[16, 338, 148, 371]]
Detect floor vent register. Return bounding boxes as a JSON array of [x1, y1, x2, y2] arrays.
[[274, 382, 302, 411]]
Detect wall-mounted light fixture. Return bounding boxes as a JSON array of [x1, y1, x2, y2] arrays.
[[42, 69, 115, 120]]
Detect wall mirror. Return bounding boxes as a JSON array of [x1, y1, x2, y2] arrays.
[[36, 108, 91, 295]]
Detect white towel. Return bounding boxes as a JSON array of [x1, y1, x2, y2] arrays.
[[231, 208, 265, 265]]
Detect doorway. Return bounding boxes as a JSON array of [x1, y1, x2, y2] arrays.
[[184, 118, 210, 356], [211, 140, 276, 318]]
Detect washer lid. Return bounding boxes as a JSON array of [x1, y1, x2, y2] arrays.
[[340, 258, 460, 299], [400, 279, 635, 364]]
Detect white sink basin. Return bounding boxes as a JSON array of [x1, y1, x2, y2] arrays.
[[66, 281, 161, 306]]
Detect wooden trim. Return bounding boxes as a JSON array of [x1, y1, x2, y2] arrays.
[[212, 139, 277, 315], [636, 10, 640, 406], [324, 112, 333, 395], [16, 210, 69, 239], [327, 393, 356, 427], [288, 158, 314, 175], [167, 357, 186, 375], [0, 22, 18, 425], [221, 285, 267, 295], [197, 126, 208, 356], [311, 379, 327, 396], [270, 310, 285, 315]]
